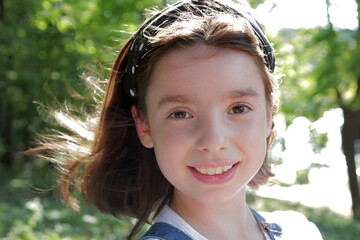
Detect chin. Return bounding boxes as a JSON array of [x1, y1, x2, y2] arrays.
[[188, 185, 246, 206]]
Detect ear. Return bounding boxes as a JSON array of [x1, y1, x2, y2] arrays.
[[131, 105, 154, 148]]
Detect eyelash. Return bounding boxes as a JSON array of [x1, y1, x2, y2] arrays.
[[229, 104, 252, 115], [168, 110, 192, 120]]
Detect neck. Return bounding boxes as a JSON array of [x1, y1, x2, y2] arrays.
[[170, 189, 263, 240]]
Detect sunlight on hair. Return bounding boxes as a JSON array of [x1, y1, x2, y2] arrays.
[[85, 76, 106, 96], [54, 110, 95, 142]]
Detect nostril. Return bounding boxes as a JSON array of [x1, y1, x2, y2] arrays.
[[197, 140, 229, 153]]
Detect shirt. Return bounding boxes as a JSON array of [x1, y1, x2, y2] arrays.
[[142, 205, 323, 240]]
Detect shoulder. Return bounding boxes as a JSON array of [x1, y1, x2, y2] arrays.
[[259, 210, 323, 240], [141, 205, 206, 240], [141, 222, 195, 240]]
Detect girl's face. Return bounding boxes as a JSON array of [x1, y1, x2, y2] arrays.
[[134, 45, 272, 206]]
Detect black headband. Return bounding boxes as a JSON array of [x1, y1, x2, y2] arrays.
[[123, 0, 275, 100]]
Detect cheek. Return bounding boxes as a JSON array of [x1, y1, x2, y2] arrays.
[[232, 116, 268, 153], [151, 125, 193, 163], [151, 126, 194, 187]]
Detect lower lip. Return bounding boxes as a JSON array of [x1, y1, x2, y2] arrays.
[[189, 163, 239, 185]]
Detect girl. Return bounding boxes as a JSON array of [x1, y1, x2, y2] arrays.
[[39, 0, 323, 239]]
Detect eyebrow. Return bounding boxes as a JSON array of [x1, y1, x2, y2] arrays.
[[225, 88, 259, 100], [158, 88, 259, 107], [158, 94, 193, 107]]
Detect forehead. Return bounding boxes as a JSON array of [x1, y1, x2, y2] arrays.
[[147, 45, 266, 104]]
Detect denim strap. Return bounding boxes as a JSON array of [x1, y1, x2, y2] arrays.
[[251, 209, 283, 240], [141, 222, 193, 240]]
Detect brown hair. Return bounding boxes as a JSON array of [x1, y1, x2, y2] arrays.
[[34, 1, 281, 240]]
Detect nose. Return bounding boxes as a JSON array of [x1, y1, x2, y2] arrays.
[[196, 113, 230, 153]]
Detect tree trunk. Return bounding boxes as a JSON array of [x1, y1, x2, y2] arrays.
[[1, 101, 14, 166], [0, 0, 4, 20], [341, 107, 360, 220]]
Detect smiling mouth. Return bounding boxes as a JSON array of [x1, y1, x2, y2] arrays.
[[193, 163, 237, 176]]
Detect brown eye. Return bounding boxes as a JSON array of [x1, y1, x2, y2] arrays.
[[169, 111, 191, 119], [229, 105, 250, 114]]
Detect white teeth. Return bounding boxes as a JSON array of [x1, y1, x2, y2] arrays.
[[195, 165, 234, 175], [207, 168, 215, 175], [223, 165, 232, 172]]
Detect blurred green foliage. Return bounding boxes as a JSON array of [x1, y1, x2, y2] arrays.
[[0, 160, 148, 239], [0, 0, 166, 166], [273, 0, 360, 219]]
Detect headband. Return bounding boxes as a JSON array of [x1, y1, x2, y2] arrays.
[[123, 0, 275, 100]]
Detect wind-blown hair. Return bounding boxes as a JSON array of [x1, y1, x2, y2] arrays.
[[33, 1, 281, 239]]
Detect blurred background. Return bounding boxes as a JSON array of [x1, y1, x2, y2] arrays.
[[1, 0, 360, 239]]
